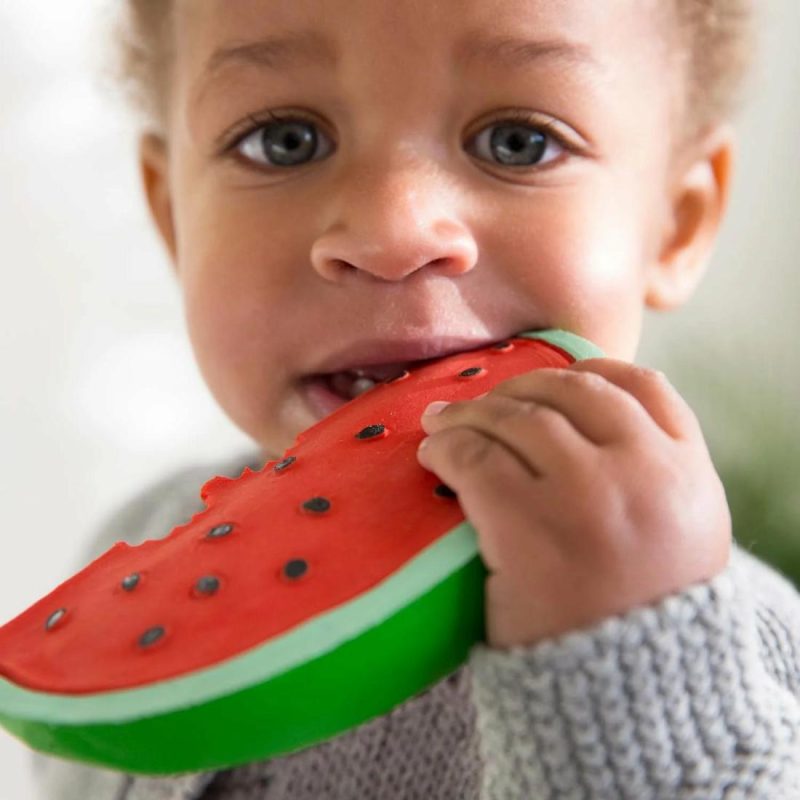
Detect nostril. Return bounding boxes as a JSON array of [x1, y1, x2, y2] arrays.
[[320, 258, 357, 278], [312, 235, 477, 282]]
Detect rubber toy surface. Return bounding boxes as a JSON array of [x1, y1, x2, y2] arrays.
[[0, 329, 602, 775]]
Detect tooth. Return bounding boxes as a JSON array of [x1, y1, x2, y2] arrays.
[[348, 377, 377, 399]]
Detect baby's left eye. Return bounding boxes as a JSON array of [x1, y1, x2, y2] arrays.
[[468, 120, 565, 168]]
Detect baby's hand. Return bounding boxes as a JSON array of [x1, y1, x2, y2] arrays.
[[417, 359, 732, 649]]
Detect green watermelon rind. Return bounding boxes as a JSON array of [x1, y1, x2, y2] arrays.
[[519, 329, 604, 361], [0, 522, 487, 773], [0, 329, 602, 774]]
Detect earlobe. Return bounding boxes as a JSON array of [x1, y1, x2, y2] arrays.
[[645, 124, 735, 311], [139, 134, 178, 268]]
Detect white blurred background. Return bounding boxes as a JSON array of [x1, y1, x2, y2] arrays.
[[0, 2, 798, 798]]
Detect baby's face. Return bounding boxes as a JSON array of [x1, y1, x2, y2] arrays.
[[154, 0, 696, 456]]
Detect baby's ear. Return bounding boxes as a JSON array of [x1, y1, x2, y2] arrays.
[[139, 134, 178, 269], [645, 123, 735, 311]]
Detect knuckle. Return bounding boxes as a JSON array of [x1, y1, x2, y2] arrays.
[[485, 396, 567, 438], [523, 402, 565, 432], [486, 396, 536, 425], [586, 489, 635, 555], [633, 365, 670, 388], [563, 368, 608, 393], [528, 401, 559, 420]]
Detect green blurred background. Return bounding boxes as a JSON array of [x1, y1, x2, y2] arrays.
[[659, 342, 800, 589]]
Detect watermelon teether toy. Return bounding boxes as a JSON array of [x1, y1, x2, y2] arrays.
[[0, 329, 601, 775]]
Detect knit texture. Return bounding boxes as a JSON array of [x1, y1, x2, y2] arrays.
[[30, 452, 800, 800], [470, 546, 800, 798], [196, 665, 481, 800]]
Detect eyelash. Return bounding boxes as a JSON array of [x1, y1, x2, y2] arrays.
[[219, 108, 574, 173]]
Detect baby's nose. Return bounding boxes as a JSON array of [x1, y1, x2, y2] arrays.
[[309, 159, 478, 283]]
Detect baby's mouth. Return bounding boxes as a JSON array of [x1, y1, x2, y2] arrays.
[[326, 364, 411, 400], [301, 362, 415, 420], [300, 333, 519, 420]]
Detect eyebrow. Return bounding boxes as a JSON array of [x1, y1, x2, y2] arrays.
[[191, 30, 337, 109], [195, 28, 601, 104], [455, 32, 602, 73], [201, 30, 338, 80]]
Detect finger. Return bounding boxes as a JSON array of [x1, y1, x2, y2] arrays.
[[567, 359, 701, 441], [420, 392, 593, 477], [487, 366, 661, 446], [416, 426, 552, 574]]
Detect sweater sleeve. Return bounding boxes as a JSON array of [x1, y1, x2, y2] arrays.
[[467, 543, 800, 800]]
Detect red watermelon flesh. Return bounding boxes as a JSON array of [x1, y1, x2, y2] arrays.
[[0, 335, 576, 695]]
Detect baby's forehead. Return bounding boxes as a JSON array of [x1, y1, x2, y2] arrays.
[[176, 0, 669, 77], [174, 0, 679, 152]]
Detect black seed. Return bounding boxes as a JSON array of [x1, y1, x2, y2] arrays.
[[459, 367, 483, 377], [121, 573, 140, 592], [434, 484, 458, 499], [302, 496, 331, 513], [492, 341, 513, 351], [139, 626, 165, 648], [283, 559, 308, 579], [274, 456, 296, 472], [195, 575, 220, 595], [207, 523, 234, 539], [45, 608, 66, 631], [387, 370, 410, 383], [355, 424, 385, 440]]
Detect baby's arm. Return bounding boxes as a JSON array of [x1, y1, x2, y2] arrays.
[[468, 544, 800, 799], [419, 359, 800, 796]]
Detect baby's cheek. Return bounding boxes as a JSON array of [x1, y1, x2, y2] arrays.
[[544, 196, 649, 354], [556, 268, 646, 360], [181, 285, 267, 428]]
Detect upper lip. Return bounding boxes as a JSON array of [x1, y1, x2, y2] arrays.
[[310, 335, 511, 376]]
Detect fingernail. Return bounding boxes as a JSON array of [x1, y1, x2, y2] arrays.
[[422, 401, 449, 416]]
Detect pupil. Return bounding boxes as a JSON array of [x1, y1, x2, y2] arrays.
[[491, 125, 547, 166], [263, 122, 316, 166], [508, 133, 525, 152]]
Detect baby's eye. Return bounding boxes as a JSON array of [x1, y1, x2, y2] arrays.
[[231, 111, 569, 172], [467, 117, 565, 169], [237, 114, 334, 169]]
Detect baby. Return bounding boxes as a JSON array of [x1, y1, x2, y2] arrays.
[[33, 0, 800, 798]]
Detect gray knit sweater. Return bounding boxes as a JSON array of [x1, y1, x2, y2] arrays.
[[30, 451, 800, 800]]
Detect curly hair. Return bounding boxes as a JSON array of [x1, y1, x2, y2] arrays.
[[109, 0, 757, 147]]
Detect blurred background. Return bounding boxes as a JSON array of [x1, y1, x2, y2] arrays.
[[0, 1, 798, 797]]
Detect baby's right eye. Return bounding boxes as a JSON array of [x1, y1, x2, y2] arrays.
[[236, 113, 334, 170]]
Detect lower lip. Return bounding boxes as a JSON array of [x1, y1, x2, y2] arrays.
[[301, 376, 351, 419]]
